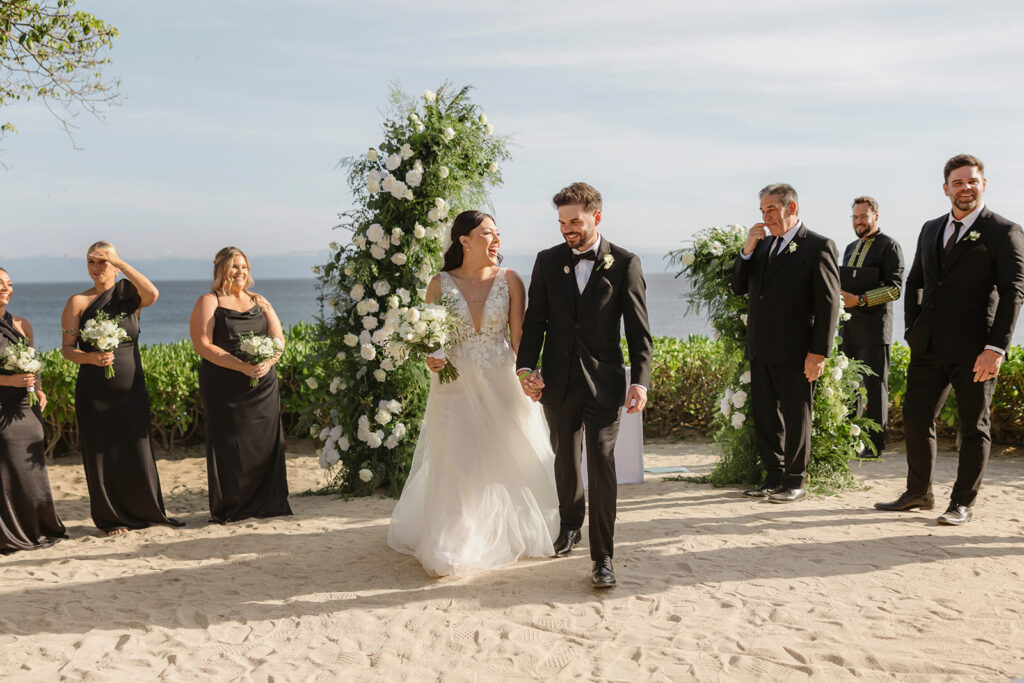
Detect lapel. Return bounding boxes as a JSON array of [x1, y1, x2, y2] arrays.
[[556, 243, 581, 318], [761, 223, 807, 286], [578, 237, 613, 311], [942, 208, 989, 274]]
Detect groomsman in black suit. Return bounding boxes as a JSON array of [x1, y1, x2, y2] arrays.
[[876, 154, 1024, 525], [517, 182, 653, 588], [731, 183, 840, 503], [839, 196, 904, 456]]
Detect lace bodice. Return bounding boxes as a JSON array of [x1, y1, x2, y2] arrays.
[[439, 269, 513, 370]]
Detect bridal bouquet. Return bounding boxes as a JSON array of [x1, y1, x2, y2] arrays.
[[70, 311, 131, 379], [238, 332, 284, 386], [1, 339, 44, 406], [386, 299, 462, 384]]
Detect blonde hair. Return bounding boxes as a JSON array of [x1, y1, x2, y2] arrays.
[[211, 246, 268, 312], [87, 240, 119, 257]]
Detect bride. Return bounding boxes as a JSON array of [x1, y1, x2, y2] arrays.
[[387, 210, 559, 577]]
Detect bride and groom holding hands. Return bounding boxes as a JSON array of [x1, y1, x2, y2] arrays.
[[388, 182, 654, 588]]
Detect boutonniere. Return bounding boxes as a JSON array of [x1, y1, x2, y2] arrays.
[[965, 230, 981, 242], [787, 241, 798, 254], [596, 253, 615, 271]]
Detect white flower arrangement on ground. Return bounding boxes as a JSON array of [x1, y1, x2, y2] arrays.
[[238, 332, 284, 387], [1, 338, 43, 406], [68, 310, 131, 379]]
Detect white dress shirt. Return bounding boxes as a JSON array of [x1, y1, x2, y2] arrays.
[[572, 235, 601, 293], [740, 221, 802, 261]]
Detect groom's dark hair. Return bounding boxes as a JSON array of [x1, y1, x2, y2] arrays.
[[552, 182, 602, 212]]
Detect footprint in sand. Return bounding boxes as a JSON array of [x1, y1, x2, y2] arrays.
[[449, 619, 482, 642], [536, 646, 575, 675]]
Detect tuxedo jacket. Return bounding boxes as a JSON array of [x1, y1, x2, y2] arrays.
[[517, 238, 653, 409], [841, 231, 904, 346], [904, 207, 1024, 362], [731, 224, 840, 363]]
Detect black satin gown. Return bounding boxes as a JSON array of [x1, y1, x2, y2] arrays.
[[200, 303, 291, 523], [0, 311, 67, 553], [75, 280, 182, 532]]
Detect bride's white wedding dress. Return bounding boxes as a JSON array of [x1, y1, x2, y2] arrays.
[[388, 268, 559, 577]]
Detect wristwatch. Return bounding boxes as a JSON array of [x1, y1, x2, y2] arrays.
[[858, 294, 867, 307]]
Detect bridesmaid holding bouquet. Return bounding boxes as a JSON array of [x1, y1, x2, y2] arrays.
[[0, 267, 67, 553], [189, 247, 292, 523], [60, 242, 183, 536]]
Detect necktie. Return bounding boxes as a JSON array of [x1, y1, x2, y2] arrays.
[[571, 250, 597, 267], [768, 236, 784, 263], [944, 220, 963, 256]]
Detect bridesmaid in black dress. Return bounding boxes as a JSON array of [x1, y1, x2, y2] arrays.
[[189, 246, 292, 523], [60, 242, 182, 536], [0, 268, 67, 554]]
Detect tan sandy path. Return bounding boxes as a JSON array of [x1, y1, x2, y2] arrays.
[[1, 439, 1022, 681]]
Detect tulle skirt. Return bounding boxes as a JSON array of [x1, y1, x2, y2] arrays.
[[388, 343, 558, 577]]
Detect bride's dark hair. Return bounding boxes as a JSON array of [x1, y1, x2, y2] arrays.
[[441, 210, 499, 272]]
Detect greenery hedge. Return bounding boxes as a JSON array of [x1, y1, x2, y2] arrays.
[[37, 328, 1024, 458], [38, 322, 324, 456], [640, 335, 1024, 446]]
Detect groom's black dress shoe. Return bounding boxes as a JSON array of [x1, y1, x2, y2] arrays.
[[592, 556, 615, 588], [742, 481, 781, 498], [874, 490, 935, 512], [767, 487, 806, 503], [553, 528, 582, 557], [937, 503, 972, 526]]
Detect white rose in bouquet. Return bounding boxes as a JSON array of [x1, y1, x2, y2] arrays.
[[238, 332, 285, 386], [681, 250, 695, 266], [1, 339, 44, 406], [71, 311, 132, 379], [707, 241, 724, 256]]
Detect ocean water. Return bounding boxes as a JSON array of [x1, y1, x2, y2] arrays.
[[14, 271, 1016, 352], [6, 273, 703, 351]]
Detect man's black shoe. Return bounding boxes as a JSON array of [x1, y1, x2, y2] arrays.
[[553, 528, 582, 556], [591, 556, 615, 588], [874, 490, 935, 512]]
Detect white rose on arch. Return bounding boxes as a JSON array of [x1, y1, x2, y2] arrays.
[[731, 390, 747, 408], [367, 148, 379, 162], [850, 424, 861, 437], [423, 89, 436, 102], [391, 253, 408, 266], [385, 153, 401, 171], [438, 166, 450, 179], [731, 412, 746, 429], [681, 251, 695, 266], [443, 127, 455, 141]]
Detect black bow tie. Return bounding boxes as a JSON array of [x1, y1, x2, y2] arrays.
[[571, 251, 597, 267]]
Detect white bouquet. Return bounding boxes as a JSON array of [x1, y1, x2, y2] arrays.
[[238, 332, 284, 386], [1, 339, 43, 406], [71, 310, 131, 379], [387, 298, 462, 384]]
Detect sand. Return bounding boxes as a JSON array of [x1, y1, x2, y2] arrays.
[[1, 439, 1022, 681]]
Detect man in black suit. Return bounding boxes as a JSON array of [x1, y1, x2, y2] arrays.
[[876, 154, 1024, 525], [839, 196, 904, 456], [731, 183, 840, 503], [517, 181, 653, 588]]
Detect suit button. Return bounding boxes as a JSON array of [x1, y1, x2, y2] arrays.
[[759, 295, 765, 300]]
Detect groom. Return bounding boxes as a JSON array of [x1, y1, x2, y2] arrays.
[[517, 182, 653, 588]]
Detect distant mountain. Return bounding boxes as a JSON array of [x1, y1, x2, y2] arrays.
[[4, 249, 673, 284], [2, 251, 331, 283]]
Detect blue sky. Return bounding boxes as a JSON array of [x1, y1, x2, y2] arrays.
[[4, 0, 1024, 269]]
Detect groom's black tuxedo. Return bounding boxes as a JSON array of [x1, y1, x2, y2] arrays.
[[731, 224, 840, 488], [518, 237, 652, 560], [902, 207, 1024, 505]]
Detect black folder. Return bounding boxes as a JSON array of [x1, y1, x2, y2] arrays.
[[840, 266, 879, 294]]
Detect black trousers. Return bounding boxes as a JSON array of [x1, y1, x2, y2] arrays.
[[903, 351, 997, 506], [840, 341, 890, 453], [543, 374, 621, 561], [750, 359, 814, 489]]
